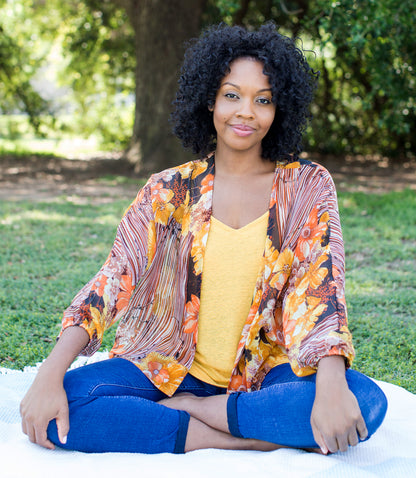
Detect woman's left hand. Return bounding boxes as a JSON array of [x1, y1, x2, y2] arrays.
[[310, 356, 368, 454]]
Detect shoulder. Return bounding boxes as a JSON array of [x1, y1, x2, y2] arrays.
[[276, 158, 335, 188], [148, 157, 212, 186]]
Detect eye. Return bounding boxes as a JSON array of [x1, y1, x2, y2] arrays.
[[257, 97, 272, 105], [225, 92, 239, 100]]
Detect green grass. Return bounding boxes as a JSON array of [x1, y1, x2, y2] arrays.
[[339, 189, 416, 392], [1, 188, 415, 393]]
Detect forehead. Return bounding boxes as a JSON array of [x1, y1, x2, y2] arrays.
[[220, 57, 270, 87]]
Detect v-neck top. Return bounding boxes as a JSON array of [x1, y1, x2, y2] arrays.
[[60, 155, 353, 396], [189, 211, 270, 387]]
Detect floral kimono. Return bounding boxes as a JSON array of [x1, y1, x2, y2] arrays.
[[61, 155, 354, 396]]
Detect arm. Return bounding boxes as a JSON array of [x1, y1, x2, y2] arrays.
[[283, 166, 355, 375], [310, 355, 368, 454], [20, 326, 89, 449]]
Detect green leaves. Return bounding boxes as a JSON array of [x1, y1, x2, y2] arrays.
[[304, 0, 416, 157]]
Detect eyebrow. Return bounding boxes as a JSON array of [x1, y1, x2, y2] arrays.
[[221, 82, 272, 93]]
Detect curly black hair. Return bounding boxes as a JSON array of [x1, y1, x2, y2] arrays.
[[172, 22, 319, 162]]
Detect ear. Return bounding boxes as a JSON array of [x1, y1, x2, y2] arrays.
[[208, 103, 214, 112]]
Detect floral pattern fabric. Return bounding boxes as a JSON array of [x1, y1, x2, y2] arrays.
[[61, 155, 354, 396]]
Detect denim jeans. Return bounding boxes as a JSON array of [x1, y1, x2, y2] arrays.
[[47, 358, 387, 454]]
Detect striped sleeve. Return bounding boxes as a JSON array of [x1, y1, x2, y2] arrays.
[[283, 166, 355, 375], [60, 181, 153, 356]]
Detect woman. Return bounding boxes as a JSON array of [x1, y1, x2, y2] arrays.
[[20, 23, 387, 455]]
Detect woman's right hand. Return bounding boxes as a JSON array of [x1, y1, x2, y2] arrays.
[[19, 325, 90, 449], [20, 370, 69, 449]]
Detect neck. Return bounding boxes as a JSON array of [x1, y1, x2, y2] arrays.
[[214, 147, 275, 177]]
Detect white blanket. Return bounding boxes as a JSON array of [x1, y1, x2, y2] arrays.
[[1, 354, 415, 478]]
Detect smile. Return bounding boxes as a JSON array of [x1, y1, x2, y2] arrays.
[[230, 124, 255, 137]]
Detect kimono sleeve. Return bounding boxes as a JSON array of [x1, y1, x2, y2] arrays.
[[282, 168, 355, 375], [59, 180, 154, 356]]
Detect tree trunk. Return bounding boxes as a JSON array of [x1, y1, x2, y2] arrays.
[[124, 0, 206, 174]]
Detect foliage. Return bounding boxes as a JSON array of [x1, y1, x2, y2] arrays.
[[0, 0, 51, 132], [0, 0, 415, 159], [304, 0, 416, 157], [55, 0, 135, 148], [0, 0, 134, 149], [0, 180, 415, 392]]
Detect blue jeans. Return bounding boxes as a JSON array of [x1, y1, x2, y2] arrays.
[[47, 358, 387, 454]]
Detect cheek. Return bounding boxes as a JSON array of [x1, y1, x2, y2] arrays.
[[212, 105, 232, 130], [262, 110, 276, 132]]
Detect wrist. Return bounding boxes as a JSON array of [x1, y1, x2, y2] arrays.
[[36, 358, 67, 382], [316, 355, 347, 388]]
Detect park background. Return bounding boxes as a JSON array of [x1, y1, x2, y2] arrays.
[[1, 0, 415, 393]]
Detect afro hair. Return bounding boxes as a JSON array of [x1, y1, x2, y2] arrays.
[[171, 22, 319, 162]]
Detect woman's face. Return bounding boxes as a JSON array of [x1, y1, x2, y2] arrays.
[[211, 57, 276, 157]]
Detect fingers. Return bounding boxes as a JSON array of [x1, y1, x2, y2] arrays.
[[21, 417, 55, 450], [35, 424, 56, 450], [311, 421, 329, 455], [56, 406, 70, 445], [357, 415, 368, 441], [348, 428, 359, 447], [312, 416, 366, 454]]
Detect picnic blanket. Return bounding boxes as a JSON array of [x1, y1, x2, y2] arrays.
[[1, 353, 416, 478]]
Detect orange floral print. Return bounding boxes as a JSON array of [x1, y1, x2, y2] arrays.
[[60, 156, 354, 396], [283, 295, 327, 348], [138, 352, 187, 396], [190, 159, 208, 179], [153, 200, 175, 225], [115, 275, 133, 312], [297, 208, 329, 262], [270, 248, 294, 290], [190, 222, 210, 275], [183, 294, 199, 338], [200, 173, 214, 194], [151, 183, 174, 203], [296, 250, 329, 294], [91, 276, 108, 297]]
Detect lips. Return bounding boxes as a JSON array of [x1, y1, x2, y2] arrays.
[[230, 124, 255, 137]]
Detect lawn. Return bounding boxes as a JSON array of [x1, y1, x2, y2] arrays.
[[1, 186, 415, 392]]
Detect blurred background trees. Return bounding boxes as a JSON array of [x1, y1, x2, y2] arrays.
[[0, 0, 415, 172]]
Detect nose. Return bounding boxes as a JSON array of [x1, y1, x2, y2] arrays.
[[236, 99, 254, 118]]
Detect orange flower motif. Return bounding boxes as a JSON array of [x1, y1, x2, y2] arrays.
[[183, 294, 199, 335], [200, 174, 214, 194], [147, 361, 170, 384], [91, 275, 108, 297], [173, 191, 190, 228], [270, 248, 294, 290], [153, 201, 175, 225], [262, 237, 280, 280], [190, 160, 208, 179], [151, 183, 174, 203], [296, 251, 329, 293], [83, 304, 107, 342], [115, 274, 133, 312], [178, 163, 193, 179], [297, 207, 329, 262], [229, 374, 244, 392], [190, 222, 209, 275], [138, 352, 188, 396], [283, 294, 327, 348]]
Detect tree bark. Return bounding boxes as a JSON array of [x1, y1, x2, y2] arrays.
[[124, 0, 206, 174]]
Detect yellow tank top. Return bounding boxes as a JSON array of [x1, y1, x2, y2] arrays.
[[189, 211, 269, 387]]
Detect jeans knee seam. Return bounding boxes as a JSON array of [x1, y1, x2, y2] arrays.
[[88, 383, 156, 396]]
